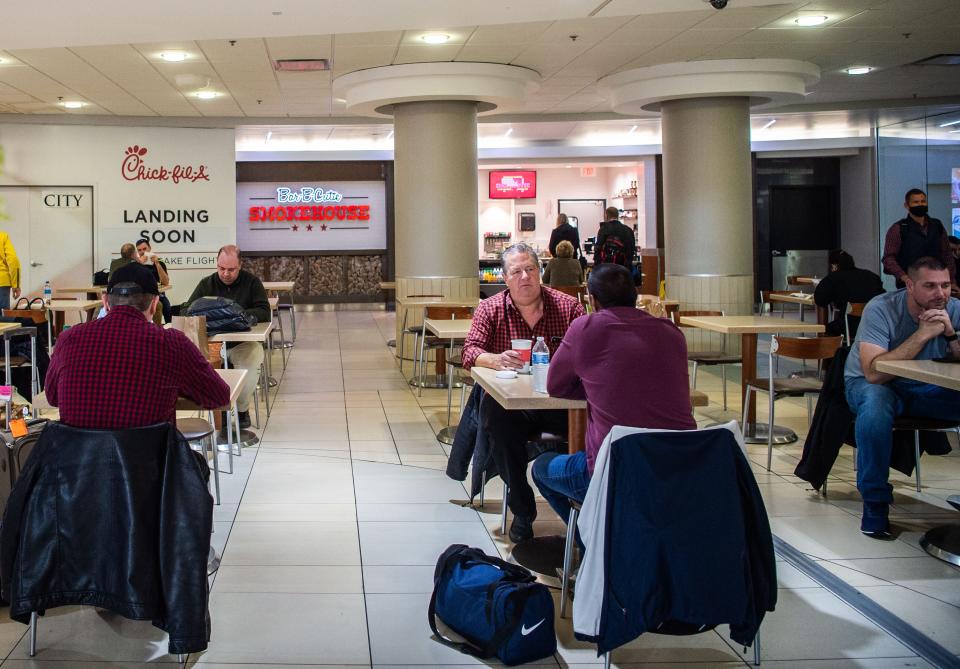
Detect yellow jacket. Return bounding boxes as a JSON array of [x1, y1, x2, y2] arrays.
[[0, 231, 20, 288]]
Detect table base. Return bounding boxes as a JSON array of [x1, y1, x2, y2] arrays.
[[742, 423, 798, 445], [217, 429, 259, 447], [920, 524, 960, 567], [436, 425, 458, 445], [387, 339, 396, 348], [409, 374, 463, 390], [509, 535, 566, 588], [268, 377, 279, 388], [281, 341, 294, 349]]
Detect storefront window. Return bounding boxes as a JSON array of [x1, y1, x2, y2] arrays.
[[877, 109, 960, 289]]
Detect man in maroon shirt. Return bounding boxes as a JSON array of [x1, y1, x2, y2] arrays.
[[45, 262, 230, 429], [461, 243, 585, 542], [532, 264, 696, 532]]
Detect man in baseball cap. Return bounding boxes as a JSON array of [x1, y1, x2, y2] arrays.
[[45, 258, 229, 430]]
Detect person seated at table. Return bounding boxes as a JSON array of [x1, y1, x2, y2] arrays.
[[542, 240, 584, 288], [532, 263, 696, 533], [108, 243, 138, 280], [45, 262, 230, 429], [844, 256, 960, 539], [461, 242, 585, 543], [814, 249, 884, 338], [136, 238, 172, 323], [184, 245, 270, 430]]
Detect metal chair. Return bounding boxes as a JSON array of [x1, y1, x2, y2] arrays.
[[759, 290, 794, 318], [843, 302, 867, 345], [398, 293, 444, 370], [562, 425, 765, 667], [417, 305, 472, 397], [673, 310, 741, 410], [177, 416, 219, 504], [892, 416, 960, 493], [743, 335, 842, 470]]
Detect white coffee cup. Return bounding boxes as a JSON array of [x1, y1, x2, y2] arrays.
[[511, 338, 533, 374]]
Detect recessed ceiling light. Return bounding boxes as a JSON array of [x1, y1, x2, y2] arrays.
[[61, 100, 85, 109], [386, 130, 394, 139], [845, 66, 872, 75], [421, 33, 450, 44], [760, 119, 777, 130], [504, 128, 513, 137], [628, 125, 638, 134], [195, 90, 219, 99], [938, 119, 960, 127], [159, 51, 187, 62], [795, 15, 828, 26]]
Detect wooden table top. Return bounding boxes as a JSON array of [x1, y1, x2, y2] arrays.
[[424, 318, 473, 339], [46, 299, 102, 312], [176, 368, 248, 410], [679, 315, 825, 335], [0, 322, 21, 334], [769, 293, 814, 305], [209, 321, 274, 343], [56, 285, 170, 294], [262, 281, 295, 292], [793, 276, 820, 286], [397, 296, 480, 308], [875, 359, 960, 391], [472, 366, 587, 411]]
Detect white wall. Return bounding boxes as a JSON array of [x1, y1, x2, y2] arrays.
[[0, 123, 236, 304], [477, 165, 643, 257]]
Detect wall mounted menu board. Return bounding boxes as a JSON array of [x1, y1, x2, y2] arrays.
[[236, 180, 387, 252]]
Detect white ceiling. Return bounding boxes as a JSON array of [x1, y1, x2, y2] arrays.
[[0, 0, 958, 121]]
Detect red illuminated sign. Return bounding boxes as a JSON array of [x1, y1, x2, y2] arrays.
[[489, 170, 537, 199], [249, 205, 371, 223]]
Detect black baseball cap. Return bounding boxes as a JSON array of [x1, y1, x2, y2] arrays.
[[107, 262, 159, 296]]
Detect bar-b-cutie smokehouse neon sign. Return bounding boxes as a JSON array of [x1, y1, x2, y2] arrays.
[[248, 187, 371, 223]]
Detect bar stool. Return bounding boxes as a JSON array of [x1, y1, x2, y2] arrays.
[[416, 305, 472, 396], [397, 294, 443, 370], [178, 416, 219, 504]]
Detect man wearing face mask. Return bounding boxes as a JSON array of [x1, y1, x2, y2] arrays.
[[882, 188, 957, 292]]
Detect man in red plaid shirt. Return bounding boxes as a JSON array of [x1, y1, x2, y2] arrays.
[[46, 262, 230, 429], [461, 243, 585, 543]]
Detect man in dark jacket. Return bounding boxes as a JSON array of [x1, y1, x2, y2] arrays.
[[882, 188, 957, 291], [814, 249, 884, 338], [594, 206, 636, 269], [184, 245, 270, 427]]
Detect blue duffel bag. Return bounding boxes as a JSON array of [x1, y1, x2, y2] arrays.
[[428, 544, 556, 666]]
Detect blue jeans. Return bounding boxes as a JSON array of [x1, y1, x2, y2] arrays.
[[531, 450, 592, 525], [0, 288, 10, 312], [845, 375, 960, 506]]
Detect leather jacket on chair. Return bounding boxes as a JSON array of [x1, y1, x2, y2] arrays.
[[0, 421, 214, 654]]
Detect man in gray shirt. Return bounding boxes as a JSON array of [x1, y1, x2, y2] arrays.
[[844, 256, 960, 538]]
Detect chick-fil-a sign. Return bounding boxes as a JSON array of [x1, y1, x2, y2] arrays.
[[121, 145, 210, 184]]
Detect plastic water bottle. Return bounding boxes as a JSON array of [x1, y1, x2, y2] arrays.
[[531, 336, 550, 394], [43, 280, 52, 305]]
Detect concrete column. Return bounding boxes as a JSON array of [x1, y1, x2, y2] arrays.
[[661, 97, 754, 348], [393, 100, 478, 279]]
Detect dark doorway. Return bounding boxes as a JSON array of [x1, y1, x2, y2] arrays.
[[767, 184, 839, 290]]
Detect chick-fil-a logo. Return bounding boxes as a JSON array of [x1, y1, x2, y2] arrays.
[[121, 145, 210, 184]]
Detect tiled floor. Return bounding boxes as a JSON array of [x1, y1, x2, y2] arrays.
[[2, 309, 958, 667]]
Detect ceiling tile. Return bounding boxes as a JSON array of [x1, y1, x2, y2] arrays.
[[695, 5, 795, 29], [511, 43, 591, 78], [455, 44, 525, 63], [266, 35, 333, 60], [0, 81, 36, 103], [330, 45, 396, 74], [333, 31, 403, 47], [533, 17, 627, 45], [393, 44, 462, 65], [595, 6, 714, 29], [468, 22, 553, 45]]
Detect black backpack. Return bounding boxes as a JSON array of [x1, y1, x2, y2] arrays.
[[596, 235, 627, 266], [185, 297, 256, 335]]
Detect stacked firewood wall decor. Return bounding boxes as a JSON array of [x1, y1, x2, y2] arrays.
[[347, 255, 382, 295], [241, 253, 386, 302]]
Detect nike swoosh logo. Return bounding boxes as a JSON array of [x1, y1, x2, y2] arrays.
[[521, 619, 545, 636]]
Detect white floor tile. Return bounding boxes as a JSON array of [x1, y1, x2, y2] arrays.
[[221, 521, 360, 566], [197, 592, 369, 664]]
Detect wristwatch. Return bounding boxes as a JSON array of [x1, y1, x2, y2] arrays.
[[945, 333, 959, 342]]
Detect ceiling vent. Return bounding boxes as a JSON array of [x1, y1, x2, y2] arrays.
[[909, 54, 960, 66], [273, 59, 331, 72]]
